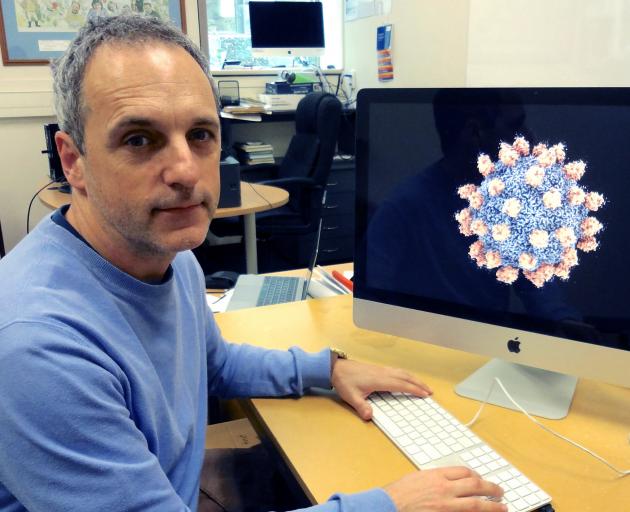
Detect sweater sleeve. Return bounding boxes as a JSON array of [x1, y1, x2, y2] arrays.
[[293, 489, 397, 512], [0, 321, 190, 512], [206, 309, 331, 397]]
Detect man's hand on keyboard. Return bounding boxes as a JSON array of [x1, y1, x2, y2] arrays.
[[331, 359, 432, 420], [383, 466, 506, 512]]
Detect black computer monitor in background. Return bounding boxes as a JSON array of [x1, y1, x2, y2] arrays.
[[353, 87, 630, 419], [248, 1, 325, 57]]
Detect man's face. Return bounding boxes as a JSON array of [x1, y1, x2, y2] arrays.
[[78, 42, 220, 261]]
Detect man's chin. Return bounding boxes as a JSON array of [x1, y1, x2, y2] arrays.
[[161, 228, 209, 254]]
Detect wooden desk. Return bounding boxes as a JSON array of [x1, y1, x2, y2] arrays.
[[215, 295, 630, 511], [38, 181, 289, 274]]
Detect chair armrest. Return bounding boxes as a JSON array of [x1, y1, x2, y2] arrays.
[[240, 163, 280, 182], [259, 177, 319, 189]]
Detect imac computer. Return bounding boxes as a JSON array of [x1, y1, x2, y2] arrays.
[[248, 1, 325, 57], [353, 87, 630, 419]]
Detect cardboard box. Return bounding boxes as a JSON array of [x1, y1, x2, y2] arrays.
[[205, 418, 261, 450]]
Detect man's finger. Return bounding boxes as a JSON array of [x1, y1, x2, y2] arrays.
[[373, 376, 432, 398], [451, 496, 508, 512], [386, 368, 433, 395], [452, 476, 504, 499], [345, 392, 373, 420], [435, 465, 477, 481]]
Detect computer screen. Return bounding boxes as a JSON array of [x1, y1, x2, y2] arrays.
[[353, 88, 630, 419], [248, 1, 325, 57]]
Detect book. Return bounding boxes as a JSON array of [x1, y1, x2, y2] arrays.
[[235, 143, 273, 153], [234, 140, 275, 166], [244, 157, 275, 165]]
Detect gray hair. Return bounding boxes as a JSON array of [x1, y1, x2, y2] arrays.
[[51, 15, 217, 155]]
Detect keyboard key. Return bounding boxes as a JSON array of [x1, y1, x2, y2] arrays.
[[412, 452, 431, 466], [397, 435, 412, 447], [424, 445, 441, 460], [371, 408, 404, 437], [524, 494, 540, 506]]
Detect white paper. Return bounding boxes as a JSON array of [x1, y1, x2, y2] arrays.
[[38, 40, 71, 52], [206, 289, 234, 313]]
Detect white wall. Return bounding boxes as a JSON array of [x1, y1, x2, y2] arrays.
[[343, 0, 630, 92], [344, 0, 471, 89], [466, 0, 630, 86]]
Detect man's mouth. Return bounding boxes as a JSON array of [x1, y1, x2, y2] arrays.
[[161, 203, 200, 211]]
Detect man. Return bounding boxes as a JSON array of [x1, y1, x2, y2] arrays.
[[0, 15, 506, 512], [64, 0, 84, 29], [142, 0, 160, 19]]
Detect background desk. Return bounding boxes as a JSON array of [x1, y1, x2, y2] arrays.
[[215, 295, 630, 511], [38, 181, 288, 274]]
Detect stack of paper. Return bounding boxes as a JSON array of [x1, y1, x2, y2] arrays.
[[222, 101, 266, 114], [259, 93, 305, 112], [234, 141, 275, 165]]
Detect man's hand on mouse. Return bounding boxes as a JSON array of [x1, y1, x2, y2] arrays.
[[384, 466, 507, 512]]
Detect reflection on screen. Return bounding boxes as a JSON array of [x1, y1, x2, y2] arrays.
[[362, 89, 629, 351]]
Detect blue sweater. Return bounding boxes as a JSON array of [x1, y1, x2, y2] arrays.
[[0, 214, 394, 512]]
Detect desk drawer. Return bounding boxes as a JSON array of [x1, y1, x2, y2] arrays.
[[322, 190, 355, 216], [317, 235, 354, 263], [321, 214, 354, 237], [317, 236, 354, 263], [326, 169, 355, 193]]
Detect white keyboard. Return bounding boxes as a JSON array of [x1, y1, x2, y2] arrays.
[[368, 392, 552, 512]]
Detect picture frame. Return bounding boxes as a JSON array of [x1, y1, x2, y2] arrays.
[[0, 0, 186, 65]]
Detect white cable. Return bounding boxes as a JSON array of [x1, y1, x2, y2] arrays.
[[465, 377, 630, 477]]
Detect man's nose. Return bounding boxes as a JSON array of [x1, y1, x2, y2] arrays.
[[162, 137, 200, 189]]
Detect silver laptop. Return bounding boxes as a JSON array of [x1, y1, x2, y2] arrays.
[[226, 220, 322, 311]]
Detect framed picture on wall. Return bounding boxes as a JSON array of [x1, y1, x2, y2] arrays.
[[0, 0, 186, 65]]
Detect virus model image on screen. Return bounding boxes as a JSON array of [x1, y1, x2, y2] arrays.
[[455, 136, 606, 288]]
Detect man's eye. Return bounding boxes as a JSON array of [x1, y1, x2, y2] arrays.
[[189, 129, 212, 142], [125, 134, 151, 147]]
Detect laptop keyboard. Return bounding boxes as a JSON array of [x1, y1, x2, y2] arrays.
[[256, 276, 301, 306]]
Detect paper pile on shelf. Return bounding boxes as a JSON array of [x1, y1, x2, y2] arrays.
[[259, 93, 304, 112], [234, 141, 275, 165]]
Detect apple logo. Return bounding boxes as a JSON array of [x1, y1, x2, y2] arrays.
[[507, 336, 521, 353]]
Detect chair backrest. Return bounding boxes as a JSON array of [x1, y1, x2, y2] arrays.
[[278, 92, 342, 184]]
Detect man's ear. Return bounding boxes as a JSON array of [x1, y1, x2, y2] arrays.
[[55, 131, 86, 192]]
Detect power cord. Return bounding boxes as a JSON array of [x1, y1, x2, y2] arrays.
[[27, 179, 57, 234], [246, 181, 273, 209], [310, 65, 339, 97], [466, 377, 630, 477]]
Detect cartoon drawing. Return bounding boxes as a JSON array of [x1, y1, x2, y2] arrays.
[[13, 0, 171, 32], [19, 0, 43, 28], [455, 136, 606, 288]]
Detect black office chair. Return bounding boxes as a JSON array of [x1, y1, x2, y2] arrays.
[[211, 92, 342, 271]]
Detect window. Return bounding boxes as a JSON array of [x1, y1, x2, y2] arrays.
[[204, 0, 343, 70]]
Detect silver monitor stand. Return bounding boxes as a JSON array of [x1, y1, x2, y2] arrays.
[[455, 359, 578, 420]]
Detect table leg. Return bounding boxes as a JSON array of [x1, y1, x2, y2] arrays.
[[243, 213, 258, 274]]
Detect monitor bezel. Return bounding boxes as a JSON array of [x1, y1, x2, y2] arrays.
[[353, 87, 630, 390], [248, 1, 325, 57]]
